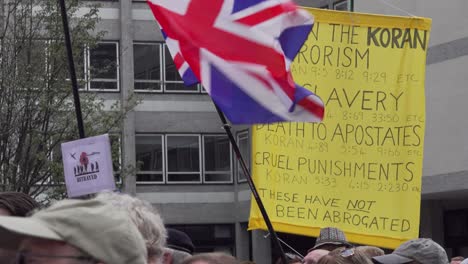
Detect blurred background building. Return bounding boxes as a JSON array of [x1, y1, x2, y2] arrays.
[[80, 0, 468, 262]]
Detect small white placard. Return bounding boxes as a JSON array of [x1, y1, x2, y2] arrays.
[[61, 134, 116, 197]]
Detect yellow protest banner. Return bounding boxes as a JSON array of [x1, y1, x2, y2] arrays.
[[248, 8, 431, 249]]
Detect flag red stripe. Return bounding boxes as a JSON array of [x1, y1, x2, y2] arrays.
[[249, 71, 274, 92], [235, 3, 296, 26], [149, 1, 287, 78], [297, 97, 325, 120], [173, 53, 185, 70]]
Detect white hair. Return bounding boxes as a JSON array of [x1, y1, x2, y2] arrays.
[[94, 191, 167, 258]]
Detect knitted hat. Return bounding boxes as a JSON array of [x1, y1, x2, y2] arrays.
[[310, 227, 351, 251]]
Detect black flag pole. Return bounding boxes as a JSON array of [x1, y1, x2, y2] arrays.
[[59, 0, 85, 139], [213, 102, 288, 264]]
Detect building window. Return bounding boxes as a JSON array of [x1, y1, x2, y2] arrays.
[[166, 135, 201, 183], [134, 43, 162, 92], [236, 131, 250, 183], [334, 0, 350, 11], [445, 209, 468, 250], [168, 224, 235, 254], [17, 39, 48, 81], [203, 135, 232, 183], [64, 45, 87, 89], [164, 45, 199, 92], [133, 42, 201, 93], [109, 134, 122, 184], [136, 134, 233, 184], [49, 139, 67, 184], [318, 0, 353, 10], [136, 135, 164, 183], [88, 42, 119, 91]]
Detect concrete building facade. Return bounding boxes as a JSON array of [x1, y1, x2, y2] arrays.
[[355, 0, 468, 257], [84, 0, 468, 262]]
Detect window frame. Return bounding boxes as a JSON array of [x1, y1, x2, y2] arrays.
[[162, 44, 201, 93], [333, 0, 350, 10], [71, 45, 88, 91], [15, 39, 49, 90], [165, 134, 202, 184], [202, 134, 233, 184], [133, 42, 163, 93], [132, 41, 204, 94], [135, 134, 165, 184], [109, 133, 123, 185], [236, 130, 250, 183], [87, 41, 120, 92]]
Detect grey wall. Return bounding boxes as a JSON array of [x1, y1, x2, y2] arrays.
[[355, 0, 468, 182], [355, 0, 468, 253]]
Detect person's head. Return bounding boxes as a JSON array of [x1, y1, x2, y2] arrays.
[[0, 192, 39, 216], [163, 247, 192, 264], [372, 238, 448, 264], [163, 228, 194, 264], [452, 256, 465, 264], [17, 237, 98, 264], [310, 227, 352, 252], [166, 228, 194, 255], [181, 252, 238, 264], [0, 198, 147, 264], [303, 249, 329, 264], [317, 247, 372, 264], [0, 194, 39, 264], [95, 191, 167, 264], [355, 246, 384, 258]]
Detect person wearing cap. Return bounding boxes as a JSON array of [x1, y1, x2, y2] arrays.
[[95, 191, 167, 264], [372, 238, 449, 264], [0, 192, 40, 263], [163, 228, 195, 264], [0, 198, 147, 264], [309, 227, 352, 252]]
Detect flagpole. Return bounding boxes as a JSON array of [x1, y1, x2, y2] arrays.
[[59, 0, 85, 139], [213, 103, 288, 264]]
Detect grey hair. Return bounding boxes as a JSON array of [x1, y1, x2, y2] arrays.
[[94, 191, 167, 258]]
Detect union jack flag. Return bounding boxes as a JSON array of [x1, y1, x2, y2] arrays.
[[147, 0, 324, 124]]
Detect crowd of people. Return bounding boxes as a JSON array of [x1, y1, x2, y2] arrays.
[[0, 191, 459, 264], [280, 227, 451, 264]]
